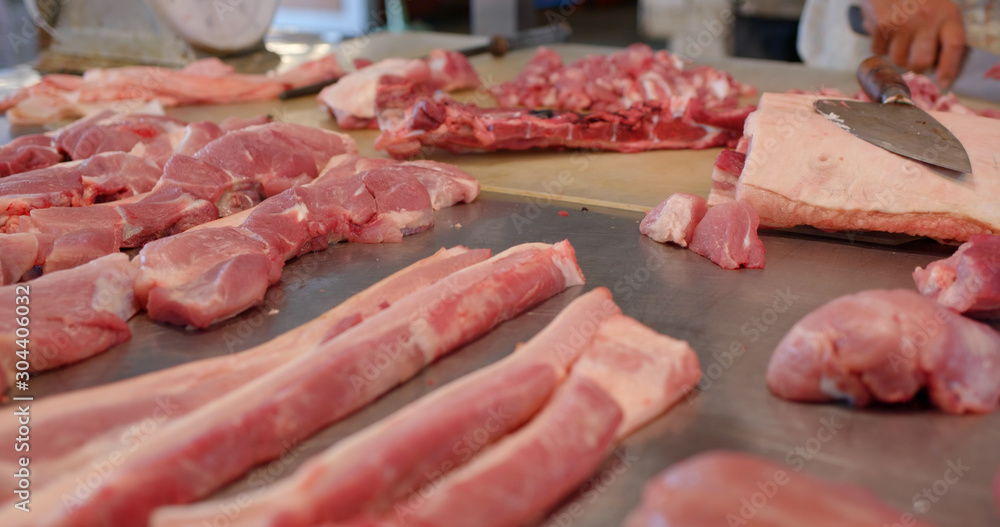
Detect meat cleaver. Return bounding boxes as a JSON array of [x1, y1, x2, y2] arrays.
[[813, 56, 973, 174]]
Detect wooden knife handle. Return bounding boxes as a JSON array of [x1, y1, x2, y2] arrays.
[[857, 56, 914, 105]]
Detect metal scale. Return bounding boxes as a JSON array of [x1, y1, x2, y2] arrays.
[[23, 0, 280, 72]]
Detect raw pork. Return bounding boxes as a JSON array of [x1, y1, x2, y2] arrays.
[[913, 234, 1000, 318], [707, 149, 745, 205], [640, 192, 709, 247], [0, 134, 63, 177], [688, 200, 765, 270], [0, 247, 490, 488], [374, 76, 752, 158], [732, 93, 1000, 242], [134, 157, 476, 328], [0, 55, 344, 125], [319, 49, 480, 129], [490, 44, 754, 113], [348, 311, 699, 527], [150, 287, 622, 527], [0, 253, 138, 393], [0, 152, 161, 228], [3, 241, 583, 527], [766, 289, 1000, 413], [0, 123, 357, 284], [624, 451, 939, 527]]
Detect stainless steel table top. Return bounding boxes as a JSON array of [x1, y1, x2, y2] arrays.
[[26, 192, 1000, 526]]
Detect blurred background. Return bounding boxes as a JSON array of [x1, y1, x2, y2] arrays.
[[0, 0, 808, 69]]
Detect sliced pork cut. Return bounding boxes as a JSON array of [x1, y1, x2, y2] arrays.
[[640, 193, 709, 247], [733, 93, 1000, 242], [1, 54, 345, 125], [6, 241, 583, 527], [490, 44, 754, 113], [319, 49, 480, 130], [0, 152, 162, 229], [913, 234, 1000, 319], [374, 76, 752, 158], [0, 134, 63, 178], [766, 289, 1000, 413], [0, 123, 358, 284], [134, 158, 457, 328], [0, 253, 138, 393], [624, 451, 940, 527], [151, 288, 622, 527], [0, 246, 490, 489], [688, 200, 765, 270]]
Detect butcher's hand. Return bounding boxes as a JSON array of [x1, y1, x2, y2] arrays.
[[861, 0, 966, 89]]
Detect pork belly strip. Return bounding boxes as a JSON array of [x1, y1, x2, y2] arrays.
[[5, 241, 583, 527], [135, 157, 477, 328], [0, 253, 138, 393], [353, 311, 700, 527], [624, 451, 940, 527], [0, 246, 490, 491], [914, 234, 1000, 319], [0, 123, 357, 284], [736, 93, 1000, 242], [151, 287, 622, 527], [0, 152, 162, 229], [766, 289, 1000, 414], [373, 76, 753, 159]]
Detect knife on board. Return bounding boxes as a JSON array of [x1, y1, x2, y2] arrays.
[[279, 22, 573, 100], [813, 56, 973, 174], [847, 4, 1000, 102]]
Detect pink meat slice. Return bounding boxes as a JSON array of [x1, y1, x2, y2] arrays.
[[356, 159, 481, 210], [707, 149, 744, 205], [624, 450, 940, 527], [0, 253, 138, 393], [318, 50, 480, 130], [688, 200, 765, 270], [6, 241, 583, 527], [0, 247, 490, 490], [320, 58, 431, 130], [426, 49, 482, 92], [736, 93, 1000, 242], [135, 226, 281, 328], [0, 134, 64, 177], [15, 205, 125, 274], [766, 289, 1000, 413], [366, 376, 622, 527], [57, 113, 187, 162], [151, 287, 621, 527], [913, 234, 1000, 319], [569, 314, 702, 438], [640, 192, 709, 247], [3, 54, 344, 125], [194, 122, 358, 196], [0, 152, 162, 228], [0, 233, 43, 285], [374, 76, 752, 159], [349, 168, 434, 244]]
